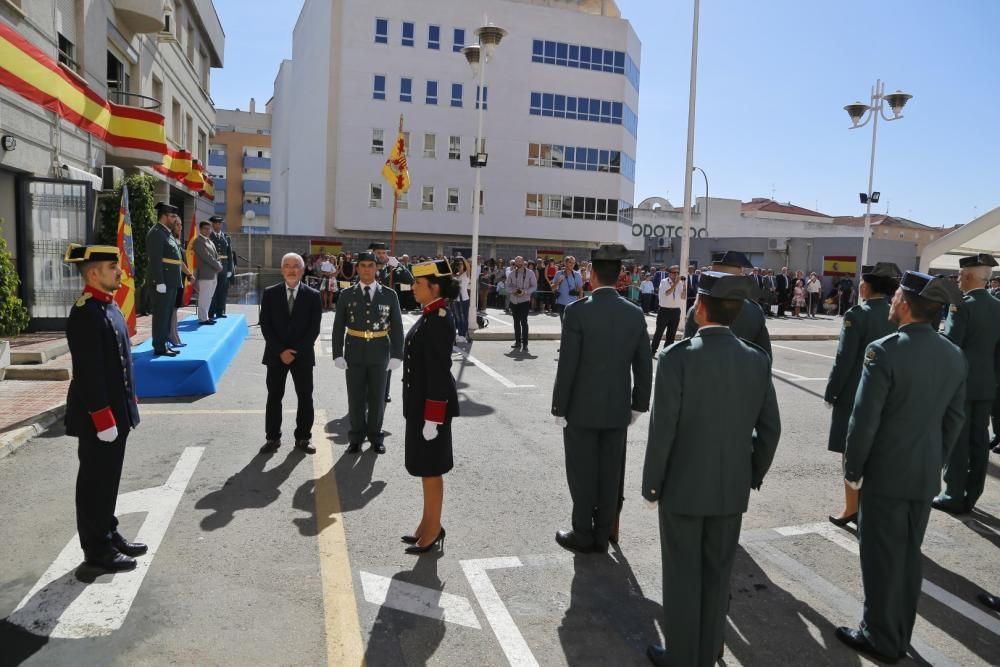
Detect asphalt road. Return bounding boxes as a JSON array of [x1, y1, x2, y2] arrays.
[[1, 305, 999, 666]]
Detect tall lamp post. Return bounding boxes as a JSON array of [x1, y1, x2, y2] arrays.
[[843, 80, 911, 276], [462, 23, 507, 337], [693, 166, 708, 231], [678, 0, 700, 315]]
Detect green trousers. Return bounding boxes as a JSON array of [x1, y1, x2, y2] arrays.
[[346, 363, 387, 445], [942, 400, 991, 510], [562, 425, 626, 548]]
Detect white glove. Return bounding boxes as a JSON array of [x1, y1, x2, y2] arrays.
[[97, 425, 119, 443], [422, 421, 439, 441], [845, 478, 863, 491], [387, 358, 402, 371], [226, 271, 232, 278], [387, 256, 399, 268], [554, 416, 568, 428], [825, 402, 834, 410], [644, 498, 658, 510], [156, 283, 167, 294], [334, 357, 348, 370], [629, 410, 642, 426]]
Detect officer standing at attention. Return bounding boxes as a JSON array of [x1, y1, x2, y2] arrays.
[[371, 241, 414, 403], [146, 202, 184, 357], [63, 244, 145, 572], [642, 272, 781, 667], [332, 250, 403, 454], [836, 271, 966, 663], [551, 244, 652, 554], [683, 250, 771, 358], [933, 253, 1000, 514], [824, 262, 900, 526], [208, 215, 234, 319]]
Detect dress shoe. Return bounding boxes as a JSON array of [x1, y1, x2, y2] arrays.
[[153, 349, 178, 357], [991, 440, 1000, 455], [384, 395, 392, 403], [111, 533, 148, 557], [835, 627, 898, 664], [198, 320, 216, 325], [828, 512, 858, 527], [646, 644, 669, 666], [511, 343, 521, 350], [555, 530, 595, 554], [931, 496, 966, 514], [373, 442, 386, 454], [294, 439, 316, 454], [84, 551, 137, 572], [259, 439, 280, 453], [347, 442, 362, 454], [401, 534, 419, 544], [521, 346, 529, 353], [977, 592, 1000, 612], [216, 314, 228, 318], [405, 527, 445, 554]]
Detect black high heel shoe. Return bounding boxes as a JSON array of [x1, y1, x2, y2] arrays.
[[405, 527, 445, 554], [828, 512, 858, 527], [401, 534, 418, 544]]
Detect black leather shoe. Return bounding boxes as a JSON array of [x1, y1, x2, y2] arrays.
[[373, 442, 386, 454], [111, 533, 148, 557], [405, 528, 445, 554], [555, 530, 594, 554], [931, 496, 966, 514], [835, 627, 898, 664], [384, 395, 392, 403], [295, 440, 316, 454], [84, 551, 137, 572], [646, 644, 669, 666], [216, 314, 228, 318], [259, 439, 280, 454], [347, 442, 362, 454], [978, 592, 1000, 612], [401, 534, 419, 544], [828, 512, 858, 527], [153, 349, 178, 357], [198, 320, 216, 325]]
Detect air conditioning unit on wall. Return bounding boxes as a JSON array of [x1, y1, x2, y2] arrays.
[[767, 238, 788, 251]]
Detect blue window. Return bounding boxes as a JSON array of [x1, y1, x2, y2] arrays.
[[428, 25, 440, 49], [453, 28, 465, 52], [426, 80, 438, 105], [451, 83, 463, 107], [375, 18, 388, 44], [532, 39, 543, 62], [400, 77, 412, 103], [402, 21, 414, 47], [579, 46, 591, 70], [530, 92, 542, 115], [553, 94, 565, 118], [476, 85, 488, 110], [530, 39, 639, 90], [568, 45, 579, 67], [373, 75, 386, 100], [542, 93, 554, 117], [543, 40, 556, 64], [556, 42, 568, 66], [528, 92, 635, 135], [613, 51, 625, 73]]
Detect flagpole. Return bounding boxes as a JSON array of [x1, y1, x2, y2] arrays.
[[390, 114, 403, 257]]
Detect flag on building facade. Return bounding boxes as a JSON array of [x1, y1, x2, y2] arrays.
[[183, 212, 198, 306], [823, 255, 858, 277], [381, 130, 410, 194], [113, 184, 137, 335]]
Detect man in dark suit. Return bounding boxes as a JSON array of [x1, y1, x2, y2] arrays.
[[685, 265, 699, 313], [63, 244, 145, 572], [208, 215, 234, 319], [259, 252, 323, 455], [837, 271, 966, 663], [775, 266, 791, 317], [551, 243, 652, 554], [643, 272, 781, 666], [145, 202, 183, 356]]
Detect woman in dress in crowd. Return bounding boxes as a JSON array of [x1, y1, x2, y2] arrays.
[[615, 266, 630, 296], [805, 272, 822, 318], [628, 265, 642, 304], [792, 278, 807, 317], [451, 256, 471, 343], [401, 259, 461, 554]]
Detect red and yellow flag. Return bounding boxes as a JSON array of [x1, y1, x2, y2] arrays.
[[823, 256, 858, 277], [183, 212, 198, 306], [114, 184, 137, 336], [381, 131, 410, 194]]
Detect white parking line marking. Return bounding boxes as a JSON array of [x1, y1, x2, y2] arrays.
[[9, 447, 204, 638], [772, 344, 837, 360], [459, 353, 535, 389], [486, 314, 513, 327], [360, 571, 481, 629], [461, 557, 540, 667], [772, 368, 827, 381]]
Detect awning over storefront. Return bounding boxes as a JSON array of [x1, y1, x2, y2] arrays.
[[920, 206, 1000, 272]]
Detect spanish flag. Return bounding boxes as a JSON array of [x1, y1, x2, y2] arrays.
[[183, 212, 198, 306], [381, 131, 410, 194], [114, 185, 137, 336], [823, 255, 858, 277]]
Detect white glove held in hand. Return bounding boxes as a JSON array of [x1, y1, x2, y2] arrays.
[[554, 416, 568, 428], [629, 410, 642, 425], [644, 498, 658, 510], [227, 271, 232, 278], [334, 357, 348, 370], [422, 421, 439, 441], [825, 402, 833, 410], [387, 256, 399, 268], [845, 478, 863, 491], [387, 358, 402, 371], [97, 425, 119, 443], [156, 284, 167, 294]]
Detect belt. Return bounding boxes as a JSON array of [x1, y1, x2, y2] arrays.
[[347, 328, 388, 340], [162, 258, 182, 265]]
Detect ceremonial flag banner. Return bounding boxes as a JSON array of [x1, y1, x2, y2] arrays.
[[823, 255, 858, 277], [537, 249, 566, 263], [309, 240, 344, 256], [381, 131, 411, 194], [183, 212, 197, 305], [114, 185, 137, 336]]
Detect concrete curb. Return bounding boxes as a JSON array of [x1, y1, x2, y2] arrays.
[[0, 404, 65, 460], [10, 340, 70, 365]]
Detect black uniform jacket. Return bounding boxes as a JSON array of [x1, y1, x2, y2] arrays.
[[402, 298, 459, 423]]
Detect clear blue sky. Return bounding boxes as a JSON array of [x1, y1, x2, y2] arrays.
[[211, 0, 1000, 229]]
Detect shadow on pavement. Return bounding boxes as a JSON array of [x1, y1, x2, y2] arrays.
[[194, 449, 305, 530], [917, 556, 1000, 665], [0, 619, 48, 666], [324, 413, 352, 445], [291, 450, 385, 537], [771, 373, 827, 401]]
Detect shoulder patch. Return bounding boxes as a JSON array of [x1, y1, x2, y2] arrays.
[[949, 305, 959, 313], [75, 293, 92, 307], [864, 347, 878, 366], [843, 319, 852, 328], [438, 308, 447, 317]]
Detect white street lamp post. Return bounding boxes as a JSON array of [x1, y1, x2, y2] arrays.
[[843, 80, 912, 276], [678, 0, 700, 316], [462, 23, 506, 337], [244, 208, 256, 267]]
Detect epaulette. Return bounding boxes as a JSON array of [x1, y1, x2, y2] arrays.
[[738, 338, 770, 359], [438, 308, 447, 317], [657, 337, 693, 359], [75, 292, 92, 307]]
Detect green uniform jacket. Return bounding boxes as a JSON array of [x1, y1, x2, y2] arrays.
[[211, 231, 234, 273], [551, 288, 652, 429], [330, 283, 403, 365], [145, 222, 182, 289], [944, 288, 1000, 401], [844, 324, 967, 500], [824, 298, 896, 452], [684, 299, 772, 359], [642, 327, 781, 514]]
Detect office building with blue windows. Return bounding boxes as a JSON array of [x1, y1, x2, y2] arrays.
[[271, 0, 641, 256]]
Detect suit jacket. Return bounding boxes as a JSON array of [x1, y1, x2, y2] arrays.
[[194, 234, 223, 280], [944, 288, 1000, 401], [684, 299, 772, 358], [642, 327, 781, 514], [775, 274, 790, 292], [845, 323, 967, 499], [145, 222, 183, 289], [210, 231, 234, 273], [330, 282, 404, 365], [402, 302, 460, 423], [551, 288, 652, 429], [259, 282, 322, 367]]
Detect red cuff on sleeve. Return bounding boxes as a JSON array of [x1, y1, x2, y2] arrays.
[[90, 407, 117, 432], [423, 399, 447, 424]]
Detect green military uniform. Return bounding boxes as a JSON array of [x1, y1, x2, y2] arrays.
[[840, 271, 966, 662], [145, 202, 183, 355], [643, 272, 781, 667], [824, 263, 901, 452], [209, 216, 234, 319], [936, 253, 1000, 513], [375, 249, 415, 402], [331, 259, 403, 452], [551, 244, 652, 553]]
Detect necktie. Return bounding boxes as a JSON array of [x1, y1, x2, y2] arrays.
[[365, 286, 372, 304], [287, 287, 295, 314]]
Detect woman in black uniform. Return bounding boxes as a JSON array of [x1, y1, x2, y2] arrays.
[[401, 259, 460, 554]]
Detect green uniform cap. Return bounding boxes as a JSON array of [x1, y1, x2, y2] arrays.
[[958, 253, 998, 268], [697, 271, 755, 300], [900, 271, 962, 305], [591, 244, 631, 261], [862, 262, 902, 279]]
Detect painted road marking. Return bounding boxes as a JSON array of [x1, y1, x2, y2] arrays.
[[459, 353, 535, 389], [485, 314, 513, 327], [8, 447, 204, 638], [311, 409, 365, 666], [771, 343, 837, 360], [460, 557, 540, 667], [771, 368, 827, 381], [360, 571, 482, 629]]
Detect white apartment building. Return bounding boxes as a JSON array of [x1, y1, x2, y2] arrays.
[[270, 0, 640, 255]]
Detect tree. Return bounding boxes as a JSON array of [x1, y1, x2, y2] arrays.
[[0, 217, 30, 337], [96, 173, 156, 287]]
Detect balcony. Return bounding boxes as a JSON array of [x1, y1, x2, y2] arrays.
[[243, 202, 270, 217], [242, 179, 270, 194], [214, 202, 227, 215], [112, 0, 165, 34], [243, 155, 271, 170], [213, 177, 227, 191], [208, 152, 227, 167]]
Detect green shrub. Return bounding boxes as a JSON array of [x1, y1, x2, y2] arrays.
[[96, 173, 156, 287], [0, 217, 30, 338]]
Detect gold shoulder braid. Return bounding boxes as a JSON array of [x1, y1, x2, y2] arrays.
[[75, 292, 92, 307]]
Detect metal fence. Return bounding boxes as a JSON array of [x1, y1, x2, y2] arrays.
[[231, 272, 261, 305]]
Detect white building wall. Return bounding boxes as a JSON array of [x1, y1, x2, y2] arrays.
[[270, 59, 294, 234]]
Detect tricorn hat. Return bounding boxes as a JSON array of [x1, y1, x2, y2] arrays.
[[412, 259, 454, 278], [710, 250, 753, 269], [355, 251, 377, 264], [958, 253, 998, 268], [63, 243, 120, 263], [154, 201, 178, 215], [697, 271, 755, 300], [591, 244, 631, 262], [900, 271, 963, 305]]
